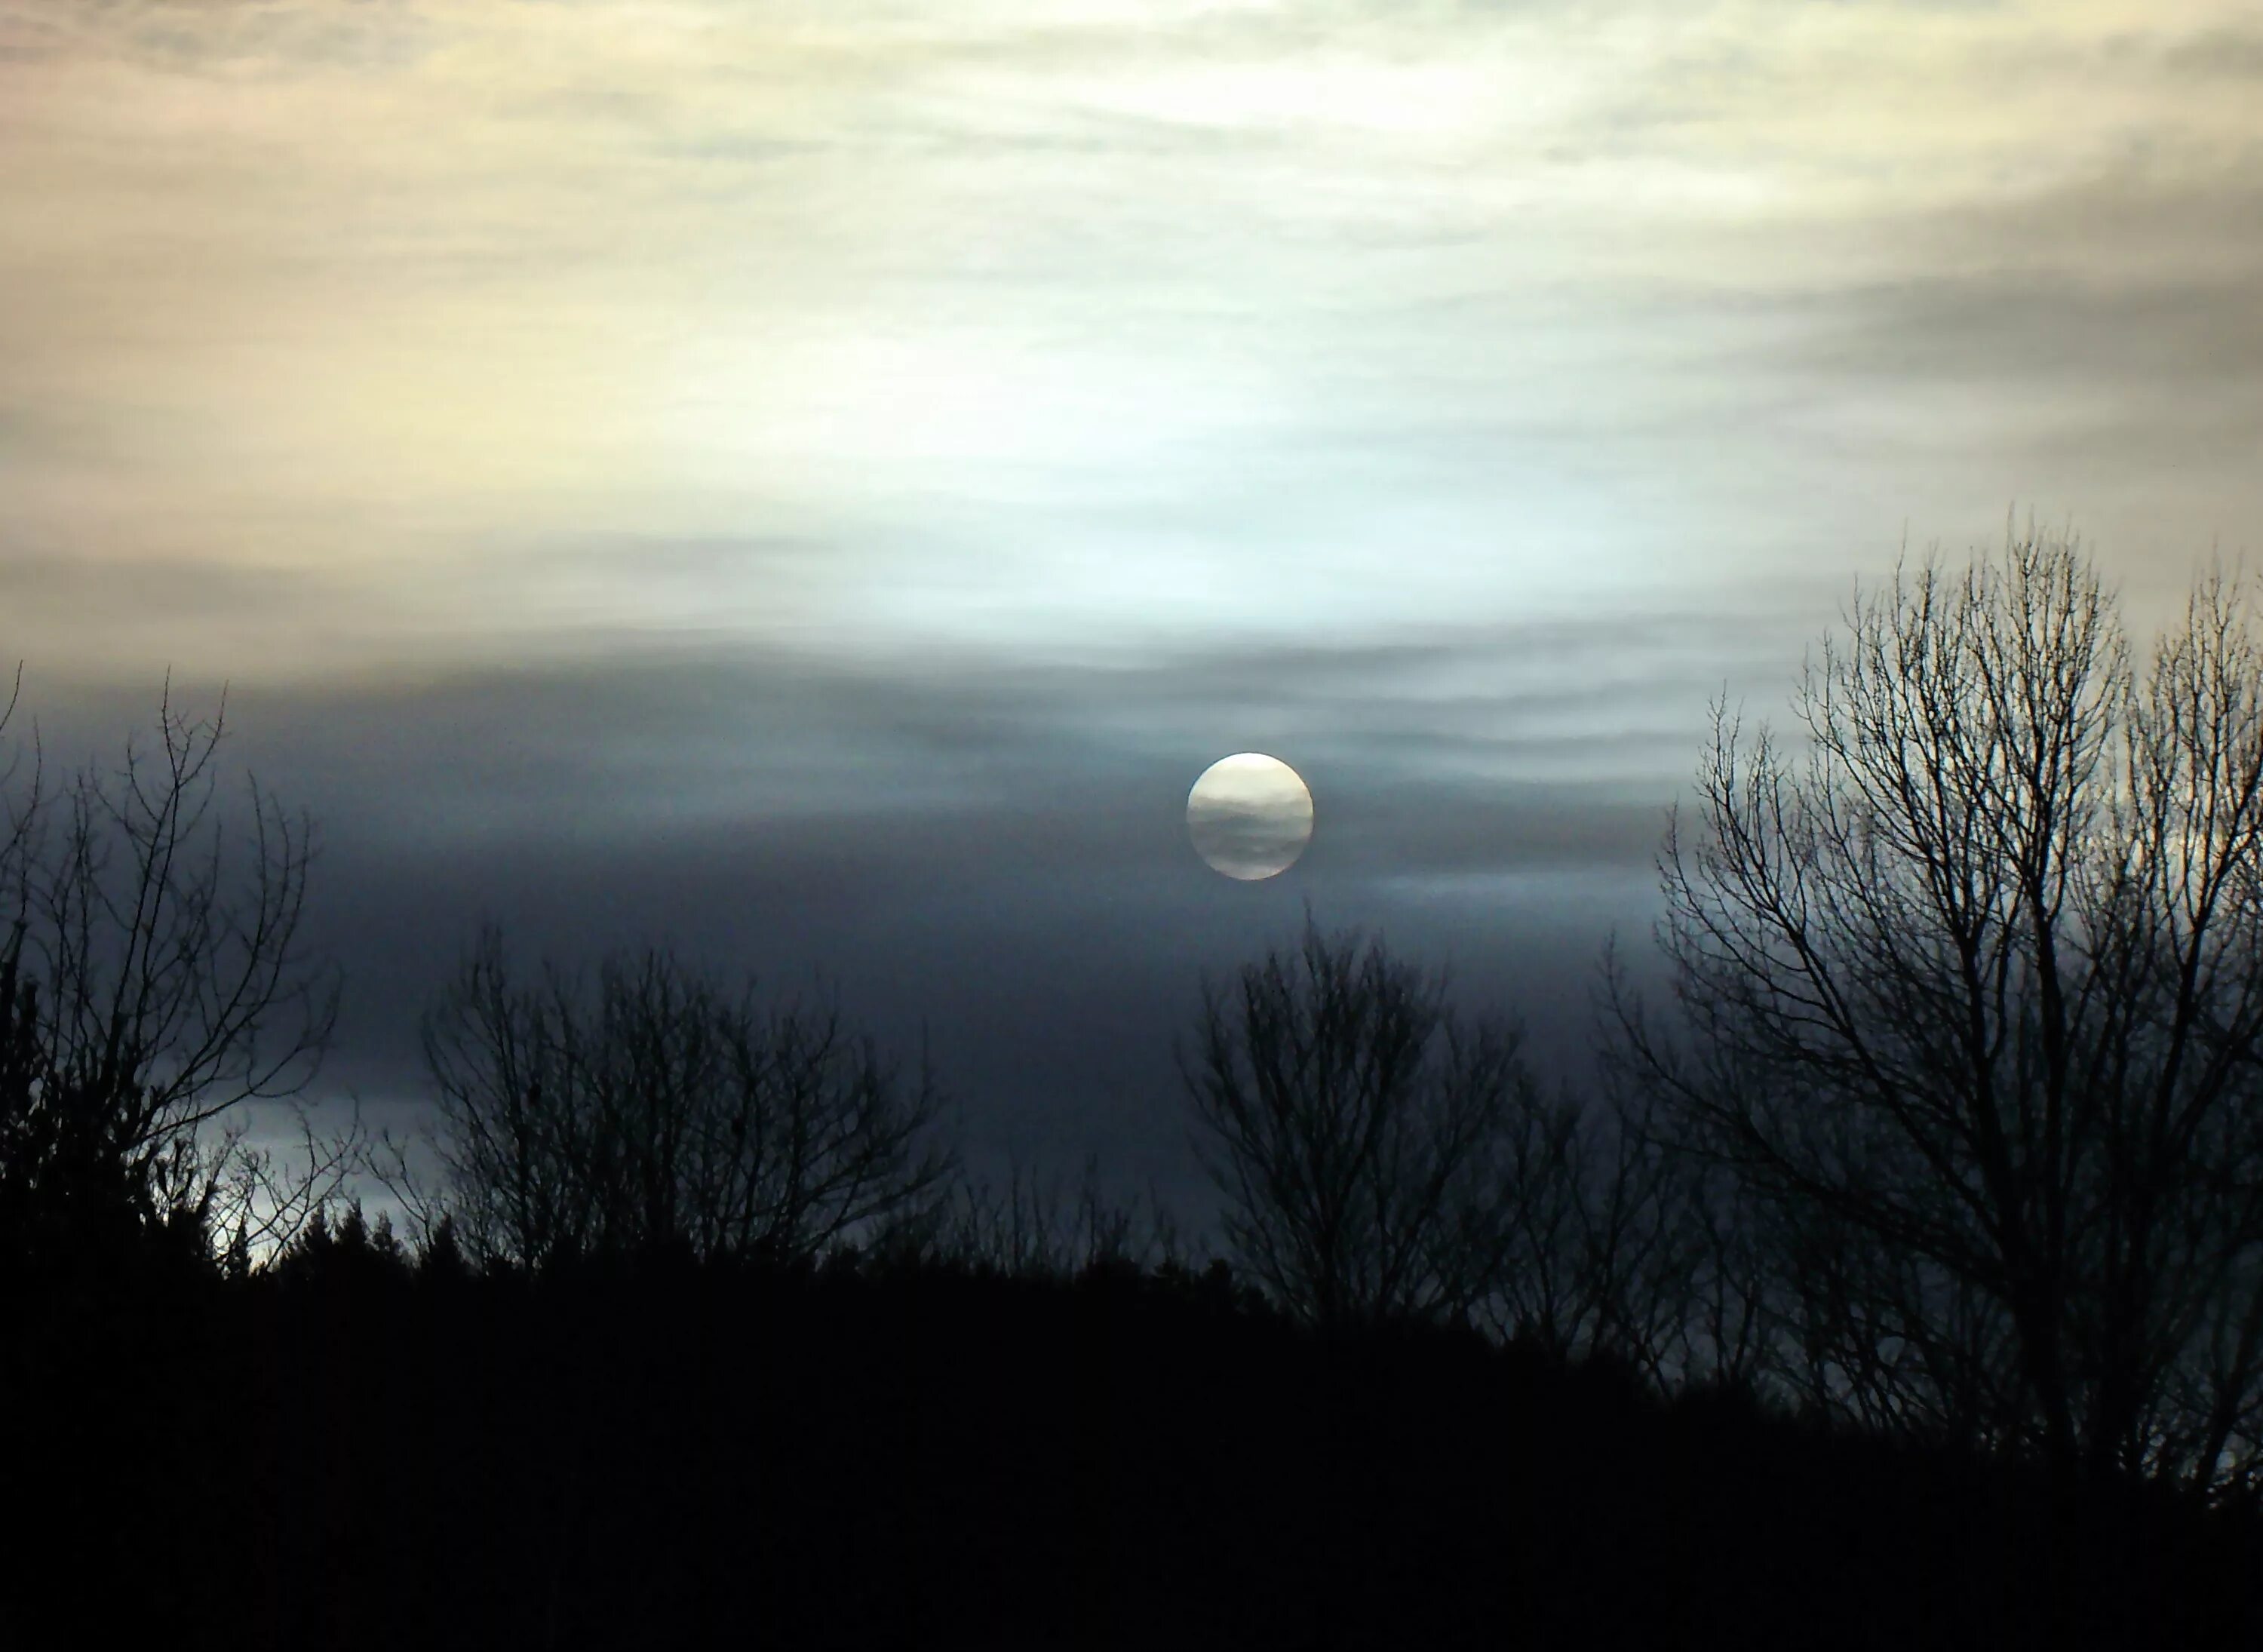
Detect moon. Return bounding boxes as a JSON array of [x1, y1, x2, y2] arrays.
[[1187, 753, 1314, 881]]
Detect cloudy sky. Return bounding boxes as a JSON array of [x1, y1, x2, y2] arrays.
[[5, 1, 2260, 1209]]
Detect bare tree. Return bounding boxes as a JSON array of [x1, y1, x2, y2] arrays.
[[0, 677, 342, 1277], [398, 925, 956, 1270], [1365, 1021, 1770, 1393], [1181, 917, 1538, 1331], [1611, 526, 2263, 1502], [871, 1152, 1189, 1280]]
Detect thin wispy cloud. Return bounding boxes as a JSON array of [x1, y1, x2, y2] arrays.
[[5, 1, 2255, 680]]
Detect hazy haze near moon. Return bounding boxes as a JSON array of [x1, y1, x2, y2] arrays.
[[1187, 754, 1314, 881]]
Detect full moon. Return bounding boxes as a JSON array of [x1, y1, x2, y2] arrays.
[[1187, 753, 1314, 880]]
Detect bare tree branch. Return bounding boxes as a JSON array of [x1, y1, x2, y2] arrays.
[[1607, 524, 2263, 1501], [412, 924, 957, 1270]]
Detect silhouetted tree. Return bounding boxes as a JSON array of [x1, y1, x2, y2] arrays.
[[1182, 917, 1540, 1331], [401, 925, 955, 1270], [1457, 1066, 1767, 1393], [274, 1196, 410, 1288], [1612, 526, 2263, 1503], [413, 1211, 471, 1283], [0, 676, 342, 1282], [874, 1151, 1189, 1280]]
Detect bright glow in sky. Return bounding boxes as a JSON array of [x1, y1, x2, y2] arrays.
[[3, 0, 2259, 683]]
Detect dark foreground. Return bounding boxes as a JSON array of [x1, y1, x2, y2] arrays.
[[8, 1251, 2258, 1650]]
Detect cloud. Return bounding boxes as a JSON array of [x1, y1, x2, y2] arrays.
[[8, 619, 1746, 1185], [2162, 29, 2263, 80], [8, 1, 2258, 683], [9, 0, 2261, 1204], [2, 1, 433, 75]]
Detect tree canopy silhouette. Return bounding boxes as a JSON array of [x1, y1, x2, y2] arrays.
[[1181, 915, 1544, 1330], [401, 924, 955, 1269], [0, 677, 342, 1285], [1612, 526, 2263, 1504]]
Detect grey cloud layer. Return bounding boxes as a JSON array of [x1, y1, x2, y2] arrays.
[[16, 612, 1779, 1196]]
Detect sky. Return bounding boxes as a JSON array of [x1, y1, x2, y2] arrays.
[[4, 0, 2261, 1214]]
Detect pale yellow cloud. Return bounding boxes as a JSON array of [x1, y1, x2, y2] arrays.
[[2, 1, 2258, 681]]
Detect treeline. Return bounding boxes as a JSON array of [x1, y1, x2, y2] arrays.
[[14, 1232, 2261, 1649], [6, 527, 2263, 1644]]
